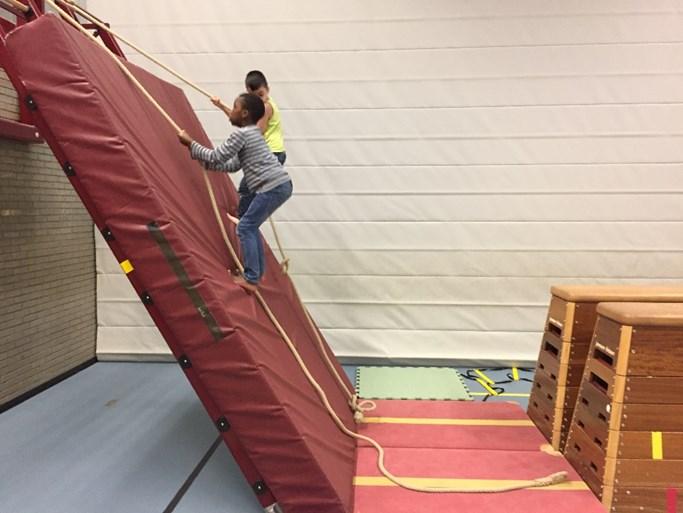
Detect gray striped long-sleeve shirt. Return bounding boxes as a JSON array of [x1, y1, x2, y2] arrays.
[[190, 125, 290, 193]]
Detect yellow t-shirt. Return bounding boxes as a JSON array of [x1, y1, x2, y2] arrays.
[[264, 97, 285, 153]]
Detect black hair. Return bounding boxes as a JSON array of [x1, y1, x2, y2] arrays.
[[245, 70, 268, 91], [238, 93, 265, 124]]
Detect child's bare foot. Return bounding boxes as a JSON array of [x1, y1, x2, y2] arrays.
[[233, 275, 258, 293], [226, 212, 239, 225]]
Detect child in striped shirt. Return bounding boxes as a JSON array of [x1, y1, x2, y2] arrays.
[[178, 93, 292, 292], [212, 70, 286, 218]]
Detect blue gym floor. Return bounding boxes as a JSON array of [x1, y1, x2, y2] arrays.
[[0, 362, 533, 513]]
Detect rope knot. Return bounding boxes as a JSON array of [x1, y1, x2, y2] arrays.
[[349, 394, 376, 424]]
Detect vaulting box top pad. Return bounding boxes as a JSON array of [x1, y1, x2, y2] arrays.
[[6, 14, 355, 513]]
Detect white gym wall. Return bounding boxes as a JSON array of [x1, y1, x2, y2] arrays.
[[91, 0, 683, 363]]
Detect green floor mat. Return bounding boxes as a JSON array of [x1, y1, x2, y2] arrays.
[[356, 367, 472, 400]]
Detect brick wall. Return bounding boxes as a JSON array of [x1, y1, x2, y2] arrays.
[[0, 69, 19, 120], [0, 70, 96, 407]]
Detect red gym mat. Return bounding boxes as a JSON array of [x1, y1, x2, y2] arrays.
[[3, 14, 354, 513], [358, 400, 550, 451], [354, 447, 605, 513], [354, 400, 607, 513]]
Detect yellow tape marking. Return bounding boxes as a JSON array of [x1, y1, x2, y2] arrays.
[[652, 431, 663, 460], [471, 392, 530, 398], [362, 416, 533, 427], [476, 378, 499, 396], [353, 476, 588, 491], [474, 369, 494, 384], [512, 367, 520, 381], [120, 259, 134, 274]]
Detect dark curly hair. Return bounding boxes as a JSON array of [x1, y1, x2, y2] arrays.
[[237, 93, 265, 124]]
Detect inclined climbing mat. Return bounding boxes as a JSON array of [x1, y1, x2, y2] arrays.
[[3, 14, 355, 513], [356, 367, 472, 400], [354, 400, 607, 513]]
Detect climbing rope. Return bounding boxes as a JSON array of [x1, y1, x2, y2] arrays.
[[57, 0, 352, 405], [58, 0, 291, 271], [46, 0, 568, 493], [0, 0, 29, 14]]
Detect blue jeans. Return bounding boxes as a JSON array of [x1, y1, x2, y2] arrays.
[[237, 180, 293, 283], [238, 152, 286, 217]]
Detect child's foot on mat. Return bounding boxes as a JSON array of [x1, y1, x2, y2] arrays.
[[233, 275, 258, 292]]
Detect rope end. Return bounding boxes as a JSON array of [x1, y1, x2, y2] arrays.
[[534, 471, 569, 488], [549, 471, 569, 484]]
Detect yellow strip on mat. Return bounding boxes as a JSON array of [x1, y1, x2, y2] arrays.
[[512, 367, 520, 381], [652, 431, 663, 460], [362, 416, 533, 427], [476, 378, 499, 396], [354, 476, 589, 491], [474, 369, 495, 384], [471, 392, 530, 398], [120, 259, 134, 274]]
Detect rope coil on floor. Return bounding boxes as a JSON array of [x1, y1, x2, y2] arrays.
[[46, 0, 569, 493]]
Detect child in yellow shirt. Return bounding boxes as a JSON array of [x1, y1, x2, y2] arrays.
[[212, 70, 286, 217]]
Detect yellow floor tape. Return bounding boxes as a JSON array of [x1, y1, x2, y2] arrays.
[[470, 392, 530, 398], [354, 476, 588, 491], [362, 417, 534, 427]]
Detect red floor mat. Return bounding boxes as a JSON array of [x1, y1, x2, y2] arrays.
[[358, 400, 548, 451], [354, 401, 606, 513], [354, 448, 606, 513]]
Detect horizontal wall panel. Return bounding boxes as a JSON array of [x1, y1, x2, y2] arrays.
[[100, 248, 683, 279], [128, 44, 683, 83], [182, 75, 683, 110], [200, 104, 683, 141], [283, 164, 683, 194], [117, 15, 683, 54], [95, 247, 120, 274], [100, 273, 681, 304], [262, 222, 683, 251], [97, 326, 170, 356], [98, 300, 152, 327], [274, 194, 683, 222], [94, 0, 681, 25], [292, 276, 683, 303], [97, 326, 540, 363], [324, 329, 541, 362], [99, 218, 683, 255], [98, 298, 548, 332], [278, 136, 683, 167], [282, 250, 683, 278], [96, 274, 674, 306], [307, 303, 548, 332]]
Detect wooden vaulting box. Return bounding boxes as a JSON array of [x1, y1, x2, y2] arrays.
[[527, 285, 683, 452], [564, 302, 683, 513]]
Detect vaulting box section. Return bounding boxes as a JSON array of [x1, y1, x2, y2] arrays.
[[528, 285, 683, 452], [5, 14, 355, 513], [565, 302, 683, 513]]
